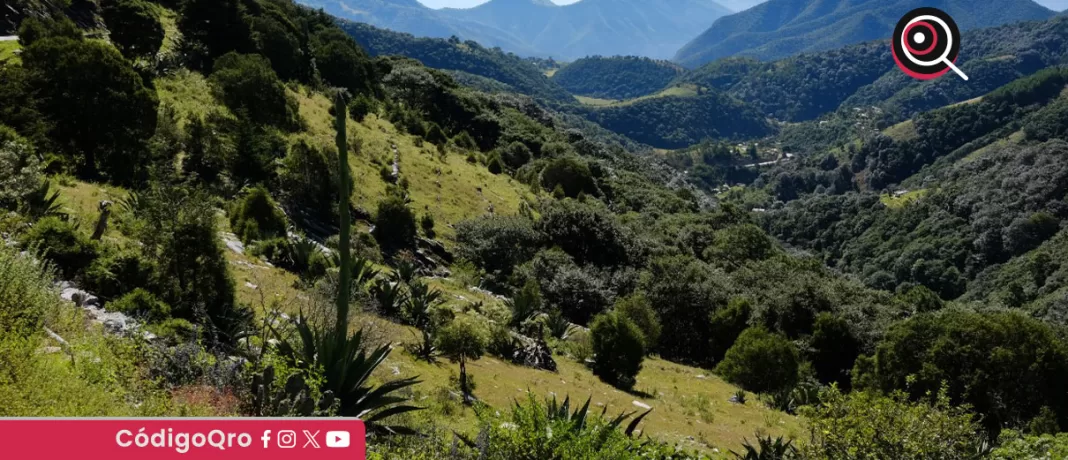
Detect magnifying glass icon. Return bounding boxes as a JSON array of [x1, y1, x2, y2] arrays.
[[892, 8, 968, 81]]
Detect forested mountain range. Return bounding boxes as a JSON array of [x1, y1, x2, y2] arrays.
[[674, 0, 1056, 67], [296, 0, 732, 60]]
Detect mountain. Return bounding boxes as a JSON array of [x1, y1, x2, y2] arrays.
[[715, 0, 768, 11], [339, 21, 575, 102], [552, 56, 684, 100], [674, 0, 1055, 67], [674, 14, 1068, 122], [296, 0, 732, 60]]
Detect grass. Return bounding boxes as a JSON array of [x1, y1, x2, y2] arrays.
[[576, 84, 702, 108], [156, 5, 182, 57], [54, 179, 130, 243], [882, 119, 917, 142], [292, 89, 536, 242], [880, 189, 928, 209], [0, 40, 20, 66], [157, 70, 234, 128]]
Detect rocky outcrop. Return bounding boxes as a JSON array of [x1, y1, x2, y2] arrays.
[[58, 281, 156, 341], [508, 331, 557, 372]]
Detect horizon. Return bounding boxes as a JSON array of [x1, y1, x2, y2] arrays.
[[417, 0, 579, 9]]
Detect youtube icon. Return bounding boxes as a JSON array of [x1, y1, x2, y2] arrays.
[[326, 431, 350, 448]]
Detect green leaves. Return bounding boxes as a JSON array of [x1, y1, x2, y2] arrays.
[[275, 317, 422, 434]]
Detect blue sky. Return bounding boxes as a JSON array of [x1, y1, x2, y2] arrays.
[[418, 0, 579, 9]]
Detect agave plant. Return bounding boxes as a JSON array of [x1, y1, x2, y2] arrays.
[[371, 277, 406, 319], [21, 181, 65, 220], [544, 309, 575, 340], [730, 435, 798, 460], [542, 394, 651, 437], [506, 280, 543, 331], [275, 316, 422, 434]]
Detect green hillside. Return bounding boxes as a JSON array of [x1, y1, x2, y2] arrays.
[[340, 21, 574, 103], [552, 56, 683, 100]]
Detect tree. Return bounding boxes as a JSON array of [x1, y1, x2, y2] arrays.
[[703, 224, 776, 269], [21, 28, 158, 181], [178, 0, 252, 67], [102, 0, 164, 60], [279, 140, 337, 223], [893, 285, 944, 314], [615, 294, 661, 352], [250, 16, 303, 82], [715, 327, 798, 394], [541, 156, 598, 198], [135, 186, 248, 347], [537, 199, 630, 268], [312, 30, 377, 97], [865, 310, 1068, 436], [810, 313, 859, 389], [436, 316, 489, 399], [209, 52, 299, 130], [709, 297, 752, 364], [590, 311, 645, 390], [373, 195, 417, 253], [642, 255, 727, 365]]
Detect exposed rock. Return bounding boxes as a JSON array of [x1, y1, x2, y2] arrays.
[[220, 232, 244, 255], [632, 400, 651, 410]]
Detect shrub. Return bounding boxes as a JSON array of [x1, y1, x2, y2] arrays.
[[249, 237, 291, 267], [83, 248, 156, 301], [486, 152, 504, 175], [642, 255, 727, 365], [715, 327, 798, 394], [455, 215, 543, 287], [614, 294, 661, 352], [420, 214, 436, 239], [425, 123, 448, 146], [540, 156, 598, 198], [0, 245, 55, 337], [801, 386, 984, 459], [453, 131, 478, 151], [0, 139, 44, 211], [108, 288, 172, 323], [21, 216, 99, 280], [373, 195, 417, 253], [230, 187, 287, 244], [990, 431, 1068, 460], [590, 311, 645, 390], [349, 94, 378, 122], [500, 141, 532, 169]]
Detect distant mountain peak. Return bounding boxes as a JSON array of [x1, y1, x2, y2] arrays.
[[301, 0, 733, 59], [674, 0, 1055, 67]]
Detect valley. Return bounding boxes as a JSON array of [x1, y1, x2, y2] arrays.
[[3, 0, 1068, 459]]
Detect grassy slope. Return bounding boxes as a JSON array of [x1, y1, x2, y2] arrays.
[[56, 175, 799, 456], [0, 40, 21, 65], [576, 84, 701, 108], [54, 72, 800, 455]]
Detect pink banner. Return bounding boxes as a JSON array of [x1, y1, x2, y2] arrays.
[[0, 418, 366, 459]]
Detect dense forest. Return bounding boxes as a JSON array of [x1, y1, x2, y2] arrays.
[[551, 56, 684, 100], [5, 0, 1068, 459]]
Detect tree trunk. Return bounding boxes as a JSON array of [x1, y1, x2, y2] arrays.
[[459, 357, 468, 399]]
